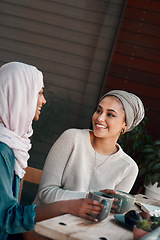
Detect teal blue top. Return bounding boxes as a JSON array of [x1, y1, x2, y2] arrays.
[[0, 142, 36, 240]]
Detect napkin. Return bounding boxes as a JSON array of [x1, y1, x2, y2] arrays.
[[136, 202, 160, 216]]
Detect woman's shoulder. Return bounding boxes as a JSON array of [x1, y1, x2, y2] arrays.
[[55, 129, 89, 147], [0, 142, 15, 170], [117, 144, 138, 168], [0, 142, 14, 157], [61, 128, 89, 138]]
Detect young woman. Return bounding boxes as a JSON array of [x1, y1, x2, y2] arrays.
[[34, 90, 145, 206], [0, 62, 103, 240]]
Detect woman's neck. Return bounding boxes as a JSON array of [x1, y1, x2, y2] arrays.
[[90, 131, 118, 155]]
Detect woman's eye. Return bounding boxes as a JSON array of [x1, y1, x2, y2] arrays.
[[96, 109, 102, 114], [107, 113, 115, 117]]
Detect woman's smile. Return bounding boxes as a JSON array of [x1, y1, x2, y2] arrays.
[[95, 123, 108, 130], [92, 96, 126, 140], [34, 85, 46, 121]]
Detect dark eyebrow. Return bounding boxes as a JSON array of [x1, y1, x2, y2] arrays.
[[97, 105, 102, 109], [107, 109, 118, 114], [98, 105, 117, 114]]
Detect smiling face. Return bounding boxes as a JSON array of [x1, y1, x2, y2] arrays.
[[34, 84, 46, 121], [92, 96, 126, 141]]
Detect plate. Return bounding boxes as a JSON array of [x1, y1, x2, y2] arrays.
[[114, 214, 133, 228]]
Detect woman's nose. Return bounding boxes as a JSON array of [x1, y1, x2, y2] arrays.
[[97, 113, 105, 122], [42, 96, 46, 105]]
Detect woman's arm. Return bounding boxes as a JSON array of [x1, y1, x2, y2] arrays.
[[36, 129, 87, 204], [0, 146, 36, 234], [114, 161, 139, 193], [23, 198, 103, 240], [35, 198, 103, 222]]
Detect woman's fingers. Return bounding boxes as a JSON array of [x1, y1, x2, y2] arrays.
[[71, 198, 103, 221], [82, 213, 98, 222], [86, 205, 102, 214], [100, 189, 116, 194], [68, 198, 109, 221], [99, 190, 120, 211], [83, 199, 103, 221], [82, 199, 103, 212], [86, 198, 103, 207]]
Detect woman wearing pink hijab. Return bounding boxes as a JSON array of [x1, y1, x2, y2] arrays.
[[0, 62, 103, 240]]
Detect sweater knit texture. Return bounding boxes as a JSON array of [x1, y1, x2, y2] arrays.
[[34, 129, 138, 206]]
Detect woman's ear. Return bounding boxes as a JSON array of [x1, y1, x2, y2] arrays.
[[121, 129, 126, 134], [121, 123, 127, 134]]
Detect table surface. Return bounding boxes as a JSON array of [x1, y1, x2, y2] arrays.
[[34, 194, 160, 240]]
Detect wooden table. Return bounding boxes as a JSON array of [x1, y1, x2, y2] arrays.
[[34, 194, 160, 240]]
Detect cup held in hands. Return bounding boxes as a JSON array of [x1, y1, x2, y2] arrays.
[[108, 190, 136, 214], [88, 191, 114, 221]]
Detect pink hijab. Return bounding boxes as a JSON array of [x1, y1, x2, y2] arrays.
[[0, 62, 43, 178]]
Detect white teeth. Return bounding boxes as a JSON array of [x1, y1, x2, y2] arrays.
[[96, 124, 107, 129], [38, 108, 41, 111]]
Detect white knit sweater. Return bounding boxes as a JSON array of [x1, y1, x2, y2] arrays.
[[34, 129, 138, 206]]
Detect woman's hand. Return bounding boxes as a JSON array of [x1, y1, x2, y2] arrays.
[[100, 189, 119, 213], [100, 189, 116, 195], [35, 198, 102, 222], [67, 198, 103, 221]]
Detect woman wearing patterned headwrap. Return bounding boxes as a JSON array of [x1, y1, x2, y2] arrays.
[[34, 90, 145, 207]]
